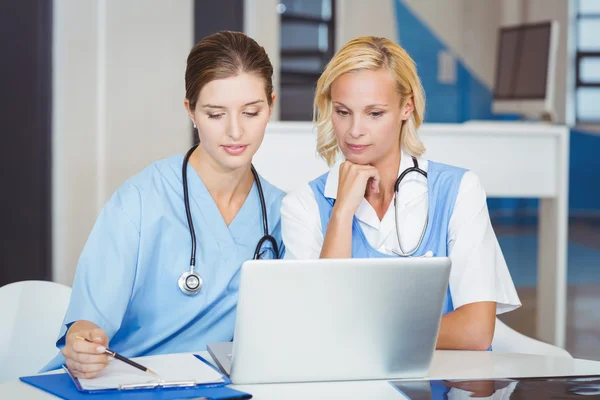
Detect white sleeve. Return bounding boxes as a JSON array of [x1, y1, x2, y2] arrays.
[[281, 184, 324, 260], [447, 171, 522, 314]]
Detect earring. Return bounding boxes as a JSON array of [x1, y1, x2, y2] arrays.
[[193, 123, 197, 129]]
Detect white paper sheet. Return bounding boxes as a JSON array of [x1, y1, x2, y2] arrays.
[[76, 353, 224, 390]]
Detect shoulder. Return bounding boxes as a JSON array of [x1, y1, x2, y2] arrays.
[[424, 159, 474, 192], [455, 170, 487, 205], [282, 183, 318, 216], [105, 155, 184, 225], [126, 154, 184, 190], [422, 156, 481, 190], [448, 170, 489, 236], [426, 159, 468, 176], [309, 170, 331, 185]]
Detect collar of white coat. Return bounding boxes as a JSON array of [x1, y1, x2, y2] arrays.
[[323, 148, 429, 200]]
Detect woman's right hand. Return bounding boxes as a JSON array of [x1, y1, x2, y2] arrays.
[[62, 321, 110, 379], [333, 161, 380, 218]]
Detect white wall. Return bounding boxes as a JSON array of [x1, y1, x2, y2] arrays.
[[53, 0, 99, 286], [244, 0, 281, 120], [523, 0, 571, 124], [336, 0, 398, 50], [53, 0, 193, 285]]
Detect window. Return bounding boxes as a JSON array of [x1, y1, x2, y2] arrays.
[[278, 0, 335, 121], [576, 0, 600, 122]]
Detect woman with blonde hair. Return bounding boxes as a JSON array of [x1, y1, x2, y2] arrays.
[[281, 36, 520, 350]]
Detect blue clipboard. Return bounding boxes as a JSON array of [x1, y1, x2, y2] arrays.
[[20, 355, 252, 399], [66, 355, 231, 393]]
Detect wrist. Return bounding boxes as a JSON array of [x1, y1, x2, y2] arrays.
[[330, 204, 355, 225]]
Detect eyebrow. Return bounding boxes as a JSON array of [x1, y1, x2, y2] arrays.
[[201, 99, 264, 109], [333, 101, 389, 109]]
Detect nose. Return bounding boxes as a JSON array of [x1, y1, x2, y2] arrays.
[[227, 114, 243, 141], [348, 114, 364, 139]]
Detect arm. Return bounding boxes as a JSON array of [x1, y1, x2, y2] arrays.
[[320, 162, 380, 258], [437, 302, 496, 350], [281, 162, 380, 259], [47, 184, 142, 375], [319, 206, 354, 258], [281, 186, 325, 260], [436, 172, 521, 350]]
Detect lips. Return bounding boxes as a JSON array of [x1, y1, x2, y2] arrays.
[[346, 143, 370, 153], [222, 144, 248, 155]]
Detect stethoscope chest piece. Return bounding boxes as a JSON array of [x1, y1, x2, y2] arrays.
[[178, 269, 203, 296]]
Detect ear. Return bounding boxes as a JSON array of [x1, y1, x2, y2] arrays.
[[183, 99, 196, 126], [269, 93, 276, 115], [400, 96, 415, 121]]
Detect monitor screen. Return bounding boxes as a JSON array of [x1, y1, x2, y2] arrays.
[[494, 22, 552, 100]]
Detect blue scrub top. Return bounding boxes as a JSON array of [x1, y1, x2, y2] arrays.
[[42, 155, 285, 371]]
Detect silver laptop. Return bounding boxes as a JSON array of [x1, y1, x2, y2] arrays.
[[208, 257, 451, 384]]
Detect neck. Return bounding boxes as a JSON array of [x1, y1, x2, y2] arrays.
[[189, 146, 254, 206]]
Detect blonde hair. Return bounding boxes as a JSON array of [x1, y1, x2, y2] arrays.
[[314, 36, 426, 166]]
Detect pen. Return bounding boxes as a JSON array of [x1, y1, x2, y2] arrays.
[[74, 336, 159, 377]]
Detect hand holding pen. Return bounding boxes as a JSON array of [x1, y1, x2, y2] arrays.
[[62, 321, 111, 379], [62, 321, 157, 379], [74, 336, 158, 377]]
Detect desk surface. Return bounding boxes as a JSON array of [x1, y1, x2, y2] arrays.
[[3, 351, 600, 400]]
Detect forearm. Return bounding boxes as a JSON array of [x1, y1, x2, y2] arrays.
[[320, 208, 353, 258], [436, 302, 496, 350]]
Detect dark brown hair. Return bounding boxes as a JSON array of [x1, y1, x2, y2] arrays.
[[185, 31, 274, 110]]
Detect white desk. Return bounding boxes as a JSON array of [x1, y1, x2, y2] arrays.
[[253, 121, 570, 348], [3, 351, 598, 399]]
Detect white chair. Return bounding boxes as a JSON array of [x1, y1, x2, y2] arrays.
[[492, 318, 572, 358], [0, 280, 72, 383]]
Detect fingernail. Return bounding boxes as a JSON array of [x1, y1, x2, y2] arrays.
[[97, 346, 106, 353], [93, 337, 102, 342]]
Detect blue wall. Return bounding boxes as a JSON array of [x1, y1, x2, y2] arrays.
[[394, 0, 497, 123], [394, 0, 600, 217]]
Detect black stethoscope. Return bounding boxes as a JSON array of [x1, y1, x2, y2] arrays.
[[392, 156, 429, 257], [331, 156, 430, 257], [178, 144, 280, 296]]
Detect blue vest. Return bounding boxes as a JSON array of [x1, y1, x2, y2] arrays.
[[309, 161, 466, 316]]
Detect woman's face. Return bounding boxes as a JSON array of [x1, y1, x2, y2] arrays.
[[185, 72, 274, 172], [330, 68, 413, 165]]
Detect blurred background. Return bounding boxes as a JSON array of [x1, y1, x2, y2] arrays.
[[1, 0, 598, 360]]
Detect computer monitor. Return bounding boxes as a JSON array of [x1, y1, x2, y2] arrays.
[[492, 21, 559, 120]]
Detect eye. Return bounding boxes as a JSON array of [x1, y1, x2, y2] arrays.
[[244, 111, 259, 117], [335, 109, 350, 116], [370, 111, 384, 118], [208, 113, 224, 120]]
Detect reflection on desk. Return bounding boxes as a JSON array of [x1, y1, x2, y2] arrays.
[[391, 376, 600, 399]]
